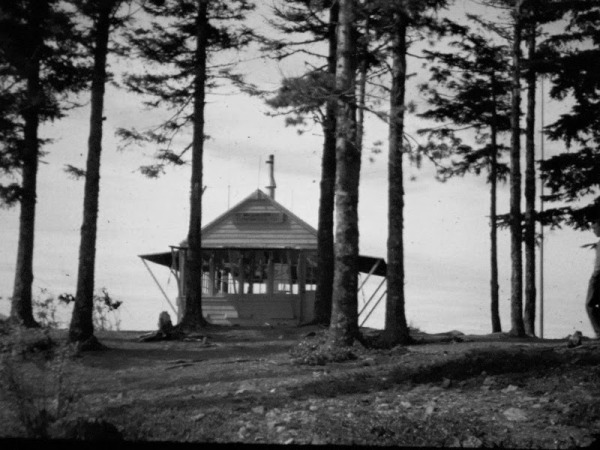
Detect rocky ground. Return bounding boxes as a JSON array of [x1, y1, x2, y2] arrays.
[[1, 325, 599, 447]]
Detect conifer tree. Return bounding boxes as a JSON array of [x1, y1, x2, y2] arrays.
[[69, 0, 128, 348], [263, 0, 339, 325], [538, 1, 600, 228], [329, 0, 360, 346], [418, 26, 512, 334], [118, 0, 254, 330], [372, 0, 450, 346], [0, 0, 87, 327]]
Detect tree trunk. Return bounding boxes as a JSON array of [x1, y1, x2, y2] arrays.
[[313, 2, 338, 325], [10, 0, 46, 328], [329, 0, 359, 347], [524, 21, 537, 336], [179, 0, 209, 330], [383, 10, 412, 345], [356, 17, 368, 153], [489, 72, 502, 333], [69, 0, 115, 346], [509, 0, 526, 337]]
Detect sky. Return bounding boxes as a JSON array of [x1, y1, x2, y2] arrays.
[[0, 0, 597, 338]]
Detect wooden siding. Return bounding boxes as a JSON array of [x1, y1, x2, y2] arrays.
[[202, 195, 318, 249], [201, 292, 315, 325]]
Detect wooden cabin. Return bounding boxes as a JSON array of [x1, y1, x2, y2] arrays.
[[140, 156, 387, 326]]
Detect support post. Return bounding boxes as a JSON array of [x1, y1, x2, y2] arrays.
[[238, 254, 245, 295], [208, 253, 215, 296], [360, 289, 387, 327], [267, 251, 275, 295], [287, 250, 294, 294], [298, 253, 306, 322], [359, 276, 386, 316], [140, 258, 178, 317]]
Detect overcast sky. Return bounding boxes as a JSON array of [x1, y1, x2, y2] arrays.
[[0, 0, 596, 337]]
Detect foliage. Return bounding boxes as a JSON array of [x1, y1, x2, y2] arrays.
[[417, 23, 512, 182], [0, 321, 56, 356], [116, 0, 255, 177], [537, 1, 600, 229], [59, 289, 123, 331], [0, 0, 89, 206], [16, 287, 122, 331], [0, 339, 82, 439]]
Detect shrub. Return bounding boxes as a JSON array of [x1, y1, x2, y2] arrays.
[[0, 343, 82, 438], [0, 324, 56, 356], [58, 289, 123, 331]]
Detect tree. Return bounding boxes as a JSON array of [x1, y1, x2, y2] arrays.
[[538, 1, 600, 229], [384, 5, 410, 345], [369, 0, 450, 345], [328, 0, 360, 346], [508, 0, 526, 337], [263, 0, 339, 325], [119, 0, 254, 330], [68, 0, 127, 348], [418, 26, 512, 334], [523, 8, 537, 336], [0, 0, 87, 327]]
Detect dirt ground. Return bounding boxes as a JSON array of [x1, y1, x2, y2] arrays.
[[1, 325, 600, 447]]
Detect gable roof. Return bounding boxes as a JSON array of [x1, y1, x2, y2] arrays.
[[180, 189, 318, 250]]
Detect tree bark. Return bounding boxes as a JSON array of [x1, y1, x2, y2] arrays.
[[509, 0, 526, 337], [524, 21, 537, 336], [489, 72, 501, 333], [179, 0, 209, 330], [10, 0, 46, 328], [69, 0, 115, 345], [383, 10, 412, 345], [313, 2, 338, 325], [356, 16, 368, 153], [329, 0, 359, 347]]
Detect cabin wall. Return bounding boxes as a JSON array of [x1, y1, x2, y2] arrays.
[[200, 293, 315, 326]]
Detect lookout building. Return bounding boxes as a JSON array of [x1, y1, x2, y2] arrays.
[[139, 155, 386, 326]]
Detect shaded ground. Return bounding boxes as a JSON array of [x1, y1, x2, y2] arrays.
[[1, 325, 600, 447]]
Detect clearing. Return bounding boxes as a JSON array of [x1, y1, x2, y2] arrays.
[[1, 325, 599, 447]]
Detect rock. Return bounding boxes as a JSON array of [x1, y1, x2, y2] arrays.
[[309, 405, 319, 412], [448, 437, 462, 447], [567, 331, 583, 348], [501, 385, 518, 393], [284, 438, 295, 445], [503, 408, 528, 422], [275, 426, 287, 433], [400, 401, 412, 408], [191, 412, 206, 421], [304, 331, 316, 338], [252, 406, 265, 415], [482, 376, 495, 386], [235, 382, 259, 395], [62, 418, 122, 441], [311, 436, 326, 445], [442, 378, 452, 389], [425, 404, 435, 416], [158, 311, 173, 333], [462, 435, 484, 448]]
